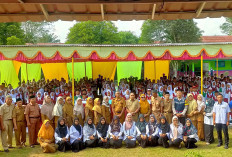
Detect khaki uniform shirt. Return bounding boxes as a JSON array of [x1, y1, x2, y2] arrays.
[[0, 103, 15, 121]]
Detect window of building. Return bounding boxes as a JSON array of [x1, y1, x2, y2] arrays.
[[215, 61, 225, 68]]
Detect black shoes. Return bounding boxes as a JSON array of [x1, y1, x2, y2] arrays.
[[225, 145, 229, 149], [4, 149, 9, 153], [217, 143, 222, 147]]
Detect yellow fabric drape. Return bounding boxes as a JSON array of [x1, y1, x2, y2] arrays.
[[41, 63, 69, 82], [13, 61, 21, 75], [144, 61, 170, 81], [92, 62, 116, 80]]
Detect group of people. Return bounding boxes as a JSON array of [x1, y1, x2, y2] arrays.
[[0, 74, 231, 153]]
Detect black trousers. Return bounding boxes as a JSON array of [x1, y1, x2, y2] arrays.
[[204, 124, 215, 144], [147, 135, 159, 147], [169, 138, 182, 147], [158, 135, 169, 148], [137, 136, 147, 148], [85, 136, 98, 148], [57, 141, 71, 152], [124, 138, 136, 148], [71, 139, 84, 152], [216, 123, 229, 146], [110, 139, 122, 149], [98, 138, 110, 148], [184, 138, 197, 149]]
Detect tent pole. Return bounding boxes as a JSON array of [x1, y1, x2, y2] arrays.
[[201, 53, 203, 95], [216, 59, 218, 77], [85, 61, 86, 78], [26, 63, 28, 83], [72, 57, 75, 105]]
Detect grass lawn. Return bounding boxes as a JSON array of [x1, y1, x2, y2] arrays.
[[0, 128, 231, 157]]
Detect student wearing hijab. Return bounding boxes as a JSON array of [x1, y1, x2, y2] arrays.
[[83, 117, 98, 148], [157, 116, 170, 148], [74, 98, 84, 126], [102, 96, 111, 124], [70, 117, 83, 152], [169, 116, 183, 149], [146, 114, 159, 146], [96, 117, 110, 148], [123, 113, 137, 148], [38, 120, 56, 153], [41, 95, 55, 128], [52, 96, 64, 128], [62, 97, 74, 127], [54, 117, 71, 152], [195, 94, 205, 141], [139, 94, 151, 122], [186, 93, 198, 128], [136, 114, 148, 148], [183, 118, 199, 149], [85, 97, 94, 122], [204, 98, 215, 145], [108, 116, 123, 149], [92, 98, 102, 126]]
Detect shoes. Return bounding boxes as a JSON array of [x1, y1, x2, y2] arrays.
[[18, 147, 22, 149], [8, 146, 14, 148], [217, 143, 222, 147], [206, 142, 210, 145], [225, 145, 229, 149], [34, 142, 40, 145], [178, 144, 182, 149], [4, 149, 9, 153], [30, 145, 35, 148], [22, 143, 27, 147]]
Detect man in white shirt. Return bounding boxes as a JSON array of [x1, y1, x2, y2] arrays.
[[213, 94, 230, 149]]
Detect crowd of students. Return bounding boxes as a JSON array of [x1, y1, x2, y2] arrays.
[[0, 73, 231, 153]]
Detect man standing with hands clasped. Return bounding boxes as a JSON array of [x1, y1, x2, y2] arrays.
[[213, 93, 230, 149]]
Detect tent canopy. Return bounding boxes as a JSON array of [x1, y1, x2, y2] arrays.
[[0, 42, 232, 63], [0, 0, 232, 22]]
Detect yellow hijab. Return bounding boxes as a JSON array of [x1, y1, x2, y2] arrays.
[[85, 97, 94, 110], [92, 98, 101, 114], [139, 94, 150, 114], [38, 120, 54, 143]]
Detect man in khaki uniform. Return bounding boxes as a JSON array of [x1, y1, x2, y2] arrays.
[[126, 92, 140, 121], [162, 92, 173, 124], [151, 90, 163, 123], [111, 91, 126, 124], [0, 95, 15, 152], [24, 95, 41, 148], [12, 98, 26, 148], [186, 93, 198, 127]]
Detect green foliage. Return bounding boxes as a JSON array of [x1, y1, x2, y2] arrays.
[[118, 31, 139, 44], [220, 18, 232, 35], [66, 21, 119, 44], [6, 36, 24, 45], [139, 19, 203, 44]]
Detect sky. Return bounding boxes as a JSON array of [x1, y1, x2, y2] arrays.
[[53, 17, 227, 43]]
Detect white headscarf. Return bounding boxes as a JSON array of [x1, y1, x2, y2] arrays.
[[74, 98, 84, 119], [197, 94, 205, 112], [52, 96, 63, 117]]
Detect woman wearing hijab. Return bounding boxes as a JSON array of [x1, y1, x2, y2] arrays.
[[183, 118, 199, 149], [108, 116, 123, 149], [38, 120, 56, 153], [62, 97, 74, 127], [85, 97, 94, 122], [74, 98, 84, 126], [167, 85, 173, 99], [146, 114, 159, 147], [102, 96, 111, 124], [70, 117, 83, 152], [157, 116, 170, 148], [52, 96, 64, 128], [139, 94, 151, 122], [41, 95, 55, 128], [55, 117, 71, 152], [136, 114, 147, 148], [196, 94, 205, 141], [83, 117, 97, 148], [204, 98, 215, 145], [158, 86, 164, 98], [123, 113, 137, 148], [96, 117, 110, 148], [92, 98, 102, 126], [169, 116, 183, 148]]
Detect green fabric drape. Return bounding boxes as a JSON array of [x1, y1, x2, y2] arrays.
[[21, 63, 41, 82], [0, 60, 19, 88], [67, 62, 92, 81], [117, 61, 142, 82]]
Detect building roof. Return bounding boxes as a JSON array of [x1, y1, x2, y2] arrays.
[[0, 0, 232, 22], [201, 36, 232, 43]]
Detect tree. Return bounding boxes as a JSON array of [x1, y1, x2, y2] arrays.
[[139, 19, 203, 44], [66, 21, 119, 44], [21, 21, 60, 44], [7, 36, 24, 45], [118, 31, 139, 44], [0, 23, 25, 45], [220, 18, 232, 35]]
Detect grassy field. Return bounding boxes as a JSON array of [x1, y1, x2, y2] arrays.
[[0, 129, 231, 157]]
